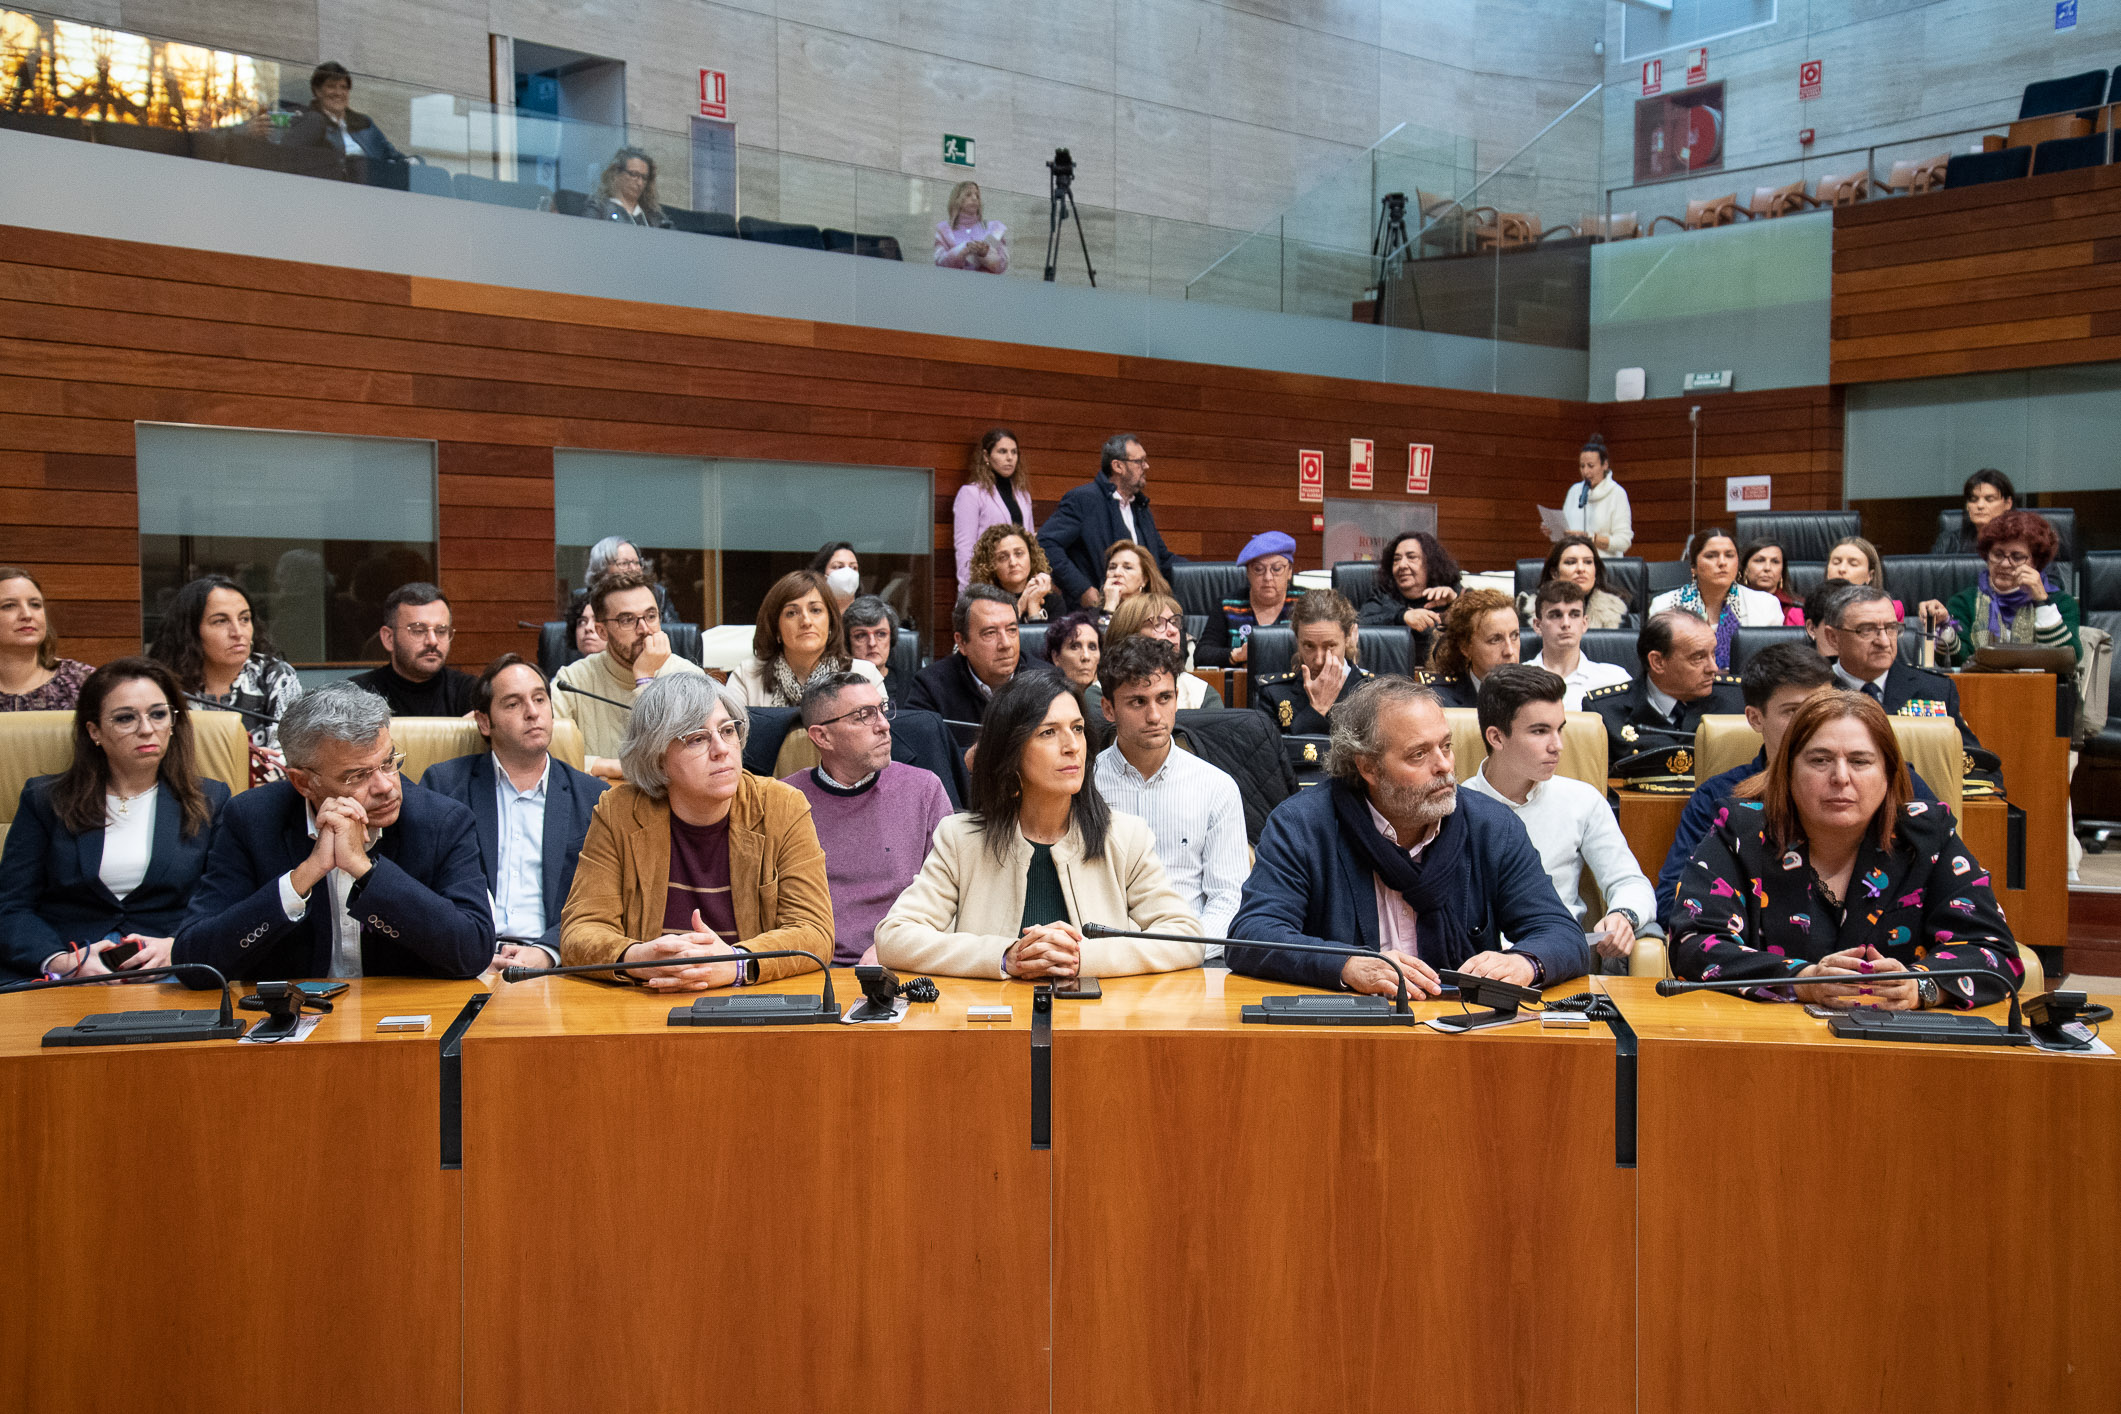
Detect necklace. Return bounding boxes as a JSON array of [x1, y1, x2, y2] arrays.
[[108, 785, 154, 818]]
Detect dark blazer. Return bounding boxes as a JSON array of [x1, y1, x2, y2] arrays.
[[1252, 665, 1374, 736], [1228, 781, 1590, 989], [418, 751, 607, 958], [173, 780, 493, 984], [1037, 471, 1181, 607], [1425, 673, 1479, 710], [1840, 660, 1984, 754], [1583, 674, 1745, 769], [282, 106, 409, 168], [904, 654, 1053, 726], [0, 777, 231, 979]]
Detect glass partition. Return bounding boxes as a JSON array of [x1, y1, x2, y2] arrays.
[[554, 451, 934, 647], [136, 423, 437, 664]]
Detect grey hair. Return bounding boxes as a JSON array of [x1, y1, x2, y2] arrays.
[[618, 673, 750, 798], [1099, 431, 1141, 478], [1825, 583, 1893, 629], [1326, 677, 1441, 781], [584, 536, 635, 589], [279, 681, 392, 770], [842, 594, 897, 636]]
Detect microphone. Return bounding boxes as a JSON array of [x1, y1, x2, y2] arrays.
[[1083, 923, 1415, 1020], [184, 692, 279, 725], [502, 949, 840, 1027], [554, 681, 635, 712], [0, 962, 248, 1045], [1656, 966, 2026, 1045]]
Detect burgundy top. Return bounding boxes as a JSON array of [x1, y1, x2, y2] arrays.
[[664, 813, 739, 945], [0, 659, 90, 713]]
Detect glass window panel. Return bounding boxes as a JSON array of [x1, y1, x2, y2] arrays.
[[135, 423, 437, 665]]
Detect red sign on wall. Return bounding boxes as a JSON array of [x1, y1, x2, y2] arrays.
[[1685, 48, 1708, 86], [1348, 438, 1375, 490], [1799, 59, 1822, 101], [1642, 59, 1662, 97], [698, 68, 728, 119], [1407, 443, 1434, 494], [1298, 449, 1324, 503]]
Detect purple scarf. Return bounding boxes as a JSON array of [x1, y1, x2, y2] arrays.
[[1978, 569, 2057, 641], [1675, 579, 1741, 668]]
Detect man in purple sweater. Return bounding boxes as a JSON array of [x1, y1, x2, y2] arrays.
[[784, 672, 955, 964]]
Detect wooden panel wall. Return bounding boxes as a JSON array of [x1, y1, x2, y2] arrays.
[[1832, 163, 2121, 385], [0, 224, 1628, 666]]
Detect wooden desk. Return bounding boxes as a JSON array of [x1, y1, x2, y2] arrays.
[[1615, 788, 1687, 886], [0, 976, 484, 1414], [1049, 971, 1635, 1414], [1601, 976, 2121, 1414], [459, 969, 1050, 1414], [1955, 672, 2071, 948]]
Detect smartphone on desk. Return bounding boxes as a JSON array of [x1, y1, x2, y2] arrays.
[[297, 981, 349, 1000]]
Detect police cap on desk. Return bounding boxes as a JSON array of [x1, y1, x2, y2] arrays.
[[1610, 742, 1698, 794]]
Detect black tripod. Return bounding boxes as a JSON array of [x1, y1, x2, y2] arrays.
[[1370, 190, 1418, 328], [1043, 147, 1096, 286]]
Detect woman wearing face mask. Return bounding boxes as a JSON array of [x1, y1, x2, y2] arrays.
[[729, 571, 884, 708], [810, 542, 863, 612], [954, 428, 1037, 592], [1559, 436, 1633, 558], [1648, 528, 1783, 669]]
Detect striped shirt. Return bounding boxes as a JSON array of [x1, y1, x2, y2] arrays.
[[1093, 742, 1249, 957]]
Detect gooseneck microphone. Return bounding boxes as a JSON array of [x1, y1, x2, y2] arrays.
[[503, 948, 840, 1026], [184, 693, 279, 725], [1656, 967, 2026, 1044], [554, 681, 635, 712], [1082, 924, 1415, 1017], [0, 962, 248, 1045]]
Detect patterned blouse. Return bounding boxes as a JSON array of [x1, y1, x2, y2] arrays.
[[193, 655, 303, 767], [0, 658, 91, 712], [1671, 798, 2020, 1009]]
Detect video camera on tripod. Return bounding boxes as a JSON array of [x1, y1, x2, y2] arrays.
[[1043, 147, 1096, 286]]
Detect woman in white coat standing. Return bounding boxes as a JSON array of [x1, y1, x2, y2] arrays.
[[953, 428, 1037, 592], [1561, 436, 1633, 558]]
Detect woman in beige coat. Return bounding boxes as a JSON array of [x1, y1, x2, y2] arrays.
[[875, 674, 1201, 980]]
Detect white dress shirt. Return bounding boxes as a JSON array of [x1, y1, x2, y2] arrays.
[[492, 754, 555, 962], [1528, 649, 1632, 711], [1112, 488, 1139, 543], [1833, 662, 1890, 701], [1094, 742, 1248, 955], [98, 790, 156, 899], [277, 806, 382, 979], [1462, 763, 1655, 933]]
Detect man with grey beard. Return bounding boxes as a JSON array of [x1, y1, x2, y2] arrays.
[[1227, 677, 1590, 996]]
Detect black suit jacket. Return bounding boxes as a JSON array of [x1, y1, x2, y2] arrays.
[[418, 752, 607, 958], [1037, 472, 1181, 607], [0, 777, 231, 979], [1842, 661, 1984, 753], [174, 780, 494, 984], [903, 654, 1041, 726], [1583, 674, 1745, 769], [1425, 673, 1479, 710]]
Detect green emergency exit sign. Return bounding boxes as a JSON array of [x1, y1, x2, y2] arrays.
[[943, 134, 975, 168]]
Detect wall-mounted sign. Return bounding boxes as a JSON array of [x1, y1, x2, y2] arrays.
[[1349, 438, 1374, 490], [1683, 369, 1734, 391], [943, 134, 975, 167], [698, 68, 727, 119], [2057, 0, 2077, 33], [1799, 59, 1822, 101], [1407, 443, 1434, 494], [1298, 449, 1324, 503], [1725, 475, 1772, 512], [1685, 47, 1708, 86], [1642, 59, 1662, 97]]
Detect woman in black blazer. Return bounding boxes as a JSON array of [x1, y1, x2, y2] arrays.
[[0, 658, 229, 980]]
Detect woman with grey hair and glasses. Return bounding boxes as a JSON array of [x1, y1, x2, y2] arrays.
[[583, 537, 676, 621], [558, 673, 834, 990]]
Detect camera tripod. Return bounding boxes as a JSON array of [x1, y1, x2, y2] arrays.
[[1043, 148, 1096, 286]]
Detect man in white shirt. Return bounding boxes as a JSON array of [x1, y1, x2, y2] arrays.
[[1526, 579, 1630, 709], [1090, 637, 1248, 954], [1462, 665, 1656, 974]]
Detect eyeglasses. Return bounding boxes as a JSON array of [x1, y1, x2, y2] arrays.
[[1142, 614, 1182, 631], [1121, 455, 1150, 467], [326, 751, 405, 793], [1838, 623, 1899, 641], [676, 723, 742, 754], [1246, 561, 1291, 577], [1984, 551, 2033, 568], [814, 703, 885, 731], [104, 706, 172, 733], [600, 610, 661, 632], [395, 624, 454, 642], [619, 167, 649, 182]]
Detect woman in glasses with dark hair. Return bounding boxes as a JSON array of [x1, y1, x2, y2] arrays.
[[0, 658, 228, 981]]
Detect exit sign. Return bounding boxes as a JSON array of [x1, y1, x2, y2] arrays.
[[1683, 370, 1734, 392], [943, 134, 975, 168]]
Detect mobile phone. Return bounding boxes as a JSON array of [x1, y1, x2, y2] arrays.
[[1802, 1003, 1839, 1019], [297, 981, 350, 999], [98, 940, 142, 971]]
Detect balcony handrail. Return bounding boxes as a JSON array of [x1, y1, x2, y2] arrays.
[[1183, 121, 1410, 292]]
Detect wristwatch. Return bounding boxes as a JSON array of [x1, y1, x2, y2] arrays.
[[1914, 975, 1942, 1010], [1611, 908, 1641, 932]]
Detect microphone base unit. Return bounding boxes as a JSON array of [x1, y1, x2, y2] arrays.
[[42, 1009, 248, 1047], [1826, 1009, 2031, 1047], [1240, 994, 1420, 1026], [667, 994, 843, 1027]]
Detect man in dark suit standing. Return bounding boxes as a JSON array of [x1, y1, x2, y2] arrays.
[[175, 682, 494, 983], [1038, 433, 1182, 609], [420, 655, 607, 969], [1582, 610, 1744, 771]]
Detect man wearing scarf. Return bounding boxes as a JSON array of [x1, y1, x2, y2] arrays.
[[1226, 678, 1588, 996]]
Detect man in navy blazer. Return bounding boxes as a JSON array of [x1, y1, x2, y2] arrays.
[[419, 656, 606, 966], [1228, 678, 1589, 995], [1038, 433, 1182, 609], [175, 682, 493, 983]]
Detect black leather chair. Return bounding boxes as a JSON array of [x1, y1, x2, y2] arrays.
[[739, 215, 827, 249], [551, 189, 590, 217], [1646, 560, 1691, 599], [1945, 147, 2032, 189], [1787, 562, 1829, 602], [1931, 506, 2078, 568], [821, 229, 904, 259], [1248, 626, 1295, 679], [93, 123, 193, 158], [890, 628, 922, 684], [1172, 563, 1245, 622], [1248, 624, 1413, 681], [668, 206, 740, 238], [1729, 627, 1809, 674], [2021, 69, 2111, 118], [2033, 131, 2111, 175], [2084, 551, 2121, 612], [1883, 555, 1984, 617], [1577, 629, 1641, 675], [1734, 511, 1860, 565], [1513, 559, 1544, 598], [1331, 561, 1382, 608], [1018, 623, 1049, 664]]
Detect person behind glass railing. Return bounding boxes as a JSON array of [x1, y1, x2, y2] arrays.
[[842, 595, 902, 701], [934, 180, 1008, 274], [283, 62, 412, 179], [585, 147, 674, 228], [1647, 527, 1784, 669], [0, 659, 230, 983], [1920, 509, 2082, 667], [1559, 435, 1633, 557], [147, 575, 303, 783], [1823, 536, 1904, 621], [954, 428, 1036, 591], [0, 567, 92, 712], [1669, 690, 2019, 1010], [1931, 468, 2017, 554], [1357, 530, 1463, 663], [1517, 533, 1627, 630], [810, 542, 862, 611], [967, 524, 1061, 624], [875, 672, 1201, 981]]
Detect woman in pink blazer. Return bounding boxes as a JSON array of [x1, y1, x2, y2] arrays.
[[953, 427, 1036, 591]]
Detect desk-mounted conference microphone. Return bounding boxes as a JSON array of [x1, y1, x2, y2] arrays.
[[503, 949, 840, 1026], [0, 963, 248, 1045], [1656, 967, 2028, 1046]]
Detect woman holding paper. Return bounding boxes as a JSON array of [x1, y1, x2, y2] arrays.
[[1553, 436, 1633, 558]]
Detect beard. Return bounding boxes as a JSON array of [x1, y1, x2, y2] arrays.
[[1373, 774, 1457, 831]]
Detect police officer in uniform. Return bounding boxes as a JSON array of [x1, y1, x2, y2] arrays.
[[1583, 610, 1743, 772], [1253, 588, 1375, 736], [1819, 583, 2003, 794]]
